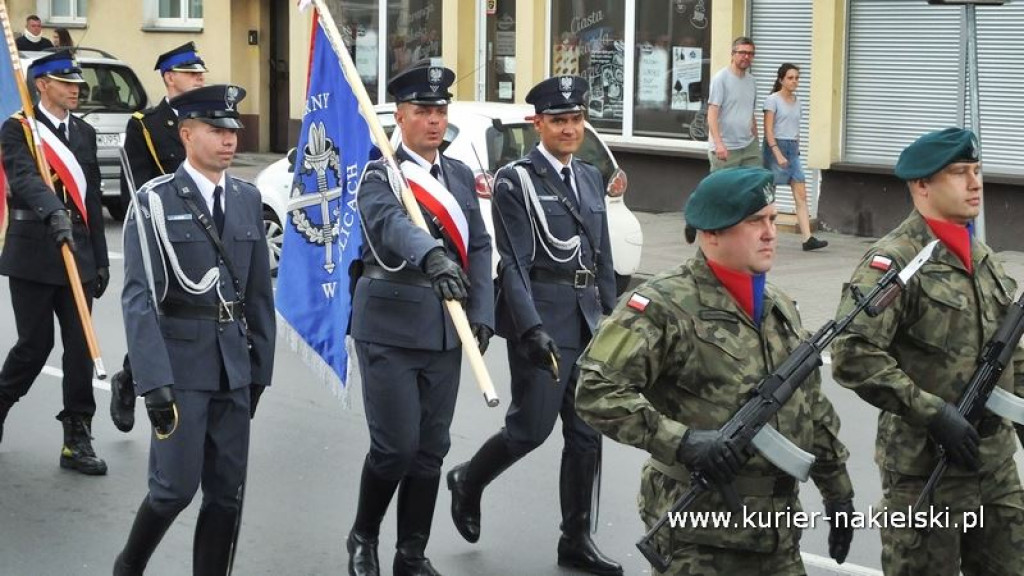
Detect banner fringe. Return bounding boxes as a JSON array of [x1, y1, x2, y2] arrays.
[[277, 312, 352, 410]]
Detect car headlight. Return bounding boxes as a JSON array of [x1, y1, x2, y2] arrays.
[[606, 168, 628, 197]]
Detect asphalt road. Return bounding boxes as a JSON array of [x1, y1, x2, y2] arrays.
[[2, 196, 1023, 575]]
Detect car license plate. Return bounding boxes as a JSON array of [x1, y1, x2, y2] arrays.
[[96, 133, 120, 147]]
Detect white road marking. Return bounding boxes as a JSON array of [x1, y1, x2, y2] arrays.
[[40, 365, 110, 392]]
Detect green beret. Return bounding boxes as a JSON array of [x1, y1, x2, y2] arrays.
[[894, 127, 979, 180], [685, 167, 776, 231]]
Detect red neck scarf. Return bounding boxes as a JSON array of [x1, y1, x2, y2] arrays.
[[924, 217, 973, 274], [707, 259, 766, 326]]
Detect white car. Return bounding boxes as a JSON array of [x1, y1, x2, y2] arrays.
[[256, 102, 644, 293]]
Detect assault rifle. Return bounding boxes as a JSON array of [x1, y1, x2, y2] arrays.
[[637, 240, 939, 573], [913, 286, 1024, 515]]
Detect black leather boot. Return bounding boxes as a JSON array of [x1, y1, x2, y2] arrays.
[[446, 432, 519, 543], [0, 395, 12, 445], [109, 368, 136, 433], [192, 502, 239, 576], [348, 458, 401, 576], [393, 475, 442, 576], [113, 498, 176, 576], [59, 415, 107, 475], [557, 451, 623, 576]]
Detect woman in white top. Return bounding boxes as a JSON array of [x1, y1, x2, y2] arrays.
[[763, 63, 827, 251]]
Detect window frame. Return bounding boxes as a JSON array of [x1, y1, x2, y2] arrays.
[[37, 0, 88, 27], [142, 0, 204, 32]]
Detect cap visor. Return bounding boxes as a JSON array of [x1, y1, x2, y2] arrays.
[[47, 73, 86, 84], [539, 104, 585, 115], [170, 63, 208, 73], [197, 117, 243, 129]]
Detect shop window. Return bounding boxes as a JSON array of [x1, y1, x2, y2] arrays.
[[633, 0, 711, 140], [326, 0, 382, 103], [550, 0, 625, 134], [386, 0, 443, 101]]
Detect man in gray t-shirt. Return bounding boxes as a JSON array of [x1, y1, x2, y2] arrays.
[[707, 37, 760, 171]]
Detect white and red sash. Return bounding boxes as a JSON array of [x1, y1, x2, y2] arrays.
[[21, 117, 89, 227], [400, 160, 469, 269]]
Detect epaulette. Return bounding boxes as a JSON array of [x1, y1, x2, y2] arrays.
[[132, 111, 145, 120], [229, 175, 258, 193], [137, 173, 175, 193]]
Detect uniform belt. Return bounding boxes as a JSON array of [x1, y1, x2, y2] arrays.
[[363, 264, 432, 288], [9, 208, 83, 223], [163, 300, 242, 323], [530, 267, 595, 289], [648, 458, 796, 497], [9, 209, 41, 221]]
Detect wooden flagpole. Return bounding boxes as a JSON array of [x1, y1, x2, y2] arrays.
[[0, 0, 105, 379], [308, 0, 498, 407]]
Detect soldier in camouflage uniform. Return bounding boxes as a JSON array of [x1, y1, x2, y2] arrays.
[[831, 127, 1024, 576], [577, 167, 855, 575]]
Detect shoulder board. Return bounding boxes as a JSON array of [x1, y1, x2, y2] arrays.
[[137, 173, 175, 194], [132, 111, 146, 120], [229, 176, 258, 193], [12, 111, 24, 120], [442, 155, 470, 171], [573, 157, 595, 168]]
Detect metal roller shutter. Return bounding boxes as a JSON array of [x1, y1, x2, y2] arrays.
[[845, 0, 1024, 176], [750, 0, 816, 216]]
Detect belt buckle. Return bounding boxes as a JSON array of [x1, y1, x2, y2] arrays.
[[573, 270, 592, 288], [218, 302, 235, 323]]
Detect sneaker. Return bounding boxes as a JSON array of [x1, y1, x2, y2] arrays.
[[802, 236, 828, 251]]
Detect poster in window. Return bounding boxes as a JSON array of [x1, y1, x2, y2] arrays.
[[671, 46, 702, 111], [585, 39, 624, 120], [636, 42, 668, 107], [355, 25, 378, 82], [495, 12, 516, 56]]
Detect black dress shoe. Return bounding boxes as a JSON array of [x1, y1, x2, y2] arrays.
[[110, 370, 136, 433], [446, 463, 481, 543], [347, 531, 380, 576]]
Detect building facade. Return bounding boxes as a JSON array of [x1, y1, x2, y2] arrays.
[[15, 0, 1024, 249]]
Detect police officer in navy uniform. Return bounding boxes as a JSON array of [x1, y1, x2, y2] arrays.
[[110, 41, 207, 434], [346, 61, 493, 576], [446, 76, 622, 576], [0, 50, 110, 475], [113, 84, 275, 575]]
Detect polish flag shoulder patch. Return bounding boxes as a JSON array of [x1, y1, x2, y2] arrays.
[[870, 254, 894, 271], [627, 292, 651, 313]]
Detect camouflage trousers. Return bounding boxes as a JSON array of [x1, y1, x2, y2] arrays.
[[652, 540, 805, 576], [880, 457, 1024, 576]]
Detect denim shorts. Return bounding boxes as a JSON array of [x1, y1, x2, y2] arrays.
[[763, 138, 805, 184]]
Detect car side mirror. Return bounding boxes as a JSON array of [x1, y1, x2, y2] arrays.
[[286, 147, 297, 173]]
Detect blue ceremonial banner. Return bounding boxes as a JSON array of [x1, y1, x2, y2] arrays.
[[0, 38, 22, 230], [275, 16, 373, 391]]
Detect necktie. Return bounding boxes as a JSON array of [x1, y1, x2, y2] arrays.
[[58, 122, 67, 140], [561, 167, 578, 206], [430, 164, 442, 181], [213, 186, 224, 235]]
